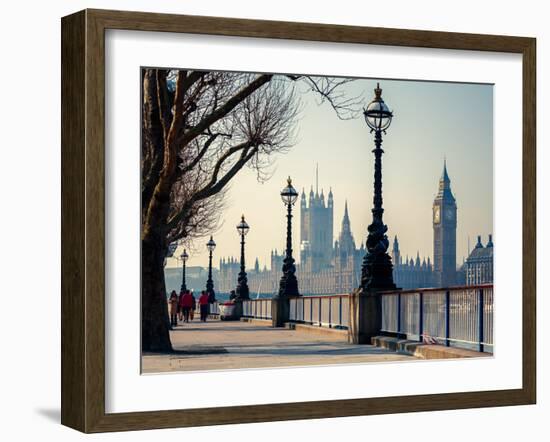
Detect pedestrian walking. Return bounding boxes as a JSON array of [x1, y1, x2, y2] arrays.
[[168, 290, 178, 327], [199, 291, 210, 322], [177, 290, 185, 322], [181, 290, 193, 322], [190, 291, 196, 321]]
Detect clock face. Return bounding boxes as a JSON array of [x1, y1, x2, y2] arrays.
[[433, 206, 441, 223]]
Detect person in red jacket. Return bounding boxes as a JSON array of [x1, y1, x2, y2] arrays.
[[177, 290, 185, 322], [198, 291, 210, 322], [190, 291, 196, 321], [180, 290, 193, 323]]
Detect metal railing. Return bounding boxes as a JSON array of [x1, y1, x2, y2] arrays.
[[289, 295, 349, 329], [197, 285, 493, 353], [380, 284, 493, 352], [209, 302, 220, 316], [191, 301, 219, 316], [241, 295, 350, 327], [242, 298, 272, 319]]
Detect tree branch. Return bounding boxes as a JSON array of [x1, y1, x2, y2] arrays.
[[179, 74, 273, 147], [143, 71, 191, 239], [207, 141, 253, 189], [178, 133, 220, 177], [166, 144, 257, 231], [156, 69, 175, 141]]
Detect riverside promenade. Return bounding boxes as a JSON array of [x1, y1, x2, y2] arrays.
[[142, 318, 414, 373]]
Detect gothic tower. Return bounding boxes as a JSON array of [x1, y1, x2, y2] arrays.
[[300, 188, 309, 243], [299, 165, 333, 272], [327, 187, 334, 258], [337, 201, 356, 260], [392, 236, 401, 266], [433, 160, 457, 287]]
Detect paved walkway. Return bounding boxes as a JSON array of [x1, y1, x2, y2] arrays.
[[142, 319, 414, 373]]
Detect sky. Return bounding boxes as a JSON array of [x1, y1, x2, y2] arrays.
[[165, 75, 493, 270]]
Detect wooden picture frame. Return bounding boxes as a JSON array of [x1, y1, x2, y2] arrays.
[[61, 8, 536, 433]]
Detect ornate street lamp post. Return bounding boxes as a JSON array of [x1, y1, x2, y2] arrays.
[[179, 249, 189, 293], [205, 236, 216, 302], [235, 215, 250, 300], [277, 177, 300, 298], [360, 83, 397, 291]]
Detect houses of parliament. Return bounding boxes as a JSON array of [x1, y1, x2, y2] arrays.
[[217, 162, 493, 295]]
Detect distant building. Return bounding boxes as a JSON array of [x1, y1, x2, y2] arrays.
[[218, 169, 433, 294], [462, 235, 494, 285], [331, 200, 364, 292], [215, 161, 488, 295], [164, 266, 210, 294], [300, 165, 333, 272], [392, 236, 435, 289], [433, 160, 457, 287], [392, 160, 459, 289], [217, 169, 360, 295]]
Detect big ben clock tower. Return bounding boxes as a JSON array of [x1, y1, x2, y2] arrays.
[[433, 160, 457, 287]]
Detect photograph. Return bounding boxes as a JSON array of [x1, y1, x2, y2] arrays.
[[0, 0, 542, 438], [140, 68, 494, 373]]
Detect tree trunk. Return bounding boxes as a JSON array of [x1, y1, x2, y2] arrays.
[[142, 233, 173, 352]]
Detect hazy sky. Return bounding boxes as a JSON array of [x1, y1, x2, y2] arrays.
[[166, 76, 493, 270]]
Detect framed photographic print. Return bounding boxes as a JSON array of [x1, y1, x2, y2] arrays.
[[61, 9, 536, 433]]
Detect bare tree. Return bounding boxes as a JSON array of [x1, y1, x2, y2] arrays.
[[141, 68, 361, 352]]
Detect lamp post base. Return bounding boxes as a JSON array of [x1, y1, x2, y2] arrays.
[[206, 286, 216, 303], [348, 286, 402, 344], [236, 272, 250, 300], [235, 285, 250, 300], [277, 256, 300, 298], [352, 249, 398, 344], [360, 250, 396, 291], [348, 288, 381, 344], [277, 275, 299, 298], [272, 296, 291, 327]]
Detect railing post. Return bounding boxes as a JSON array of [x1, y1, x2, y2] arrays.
[[445, 290, 451, 347], [419, 292, 424, 343], [319, 297, 322, 326], [328, 297, 332, 328], [310, 298, 313, 325], [478, 288, 485, 352], [339, 296, 343, 327], [397, 293, 402, 337]]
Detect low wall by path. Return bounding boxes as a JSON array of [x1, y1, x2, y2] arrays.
[[240, 318, 348, 339], [239, 317, 272, 326], [285, 322, 348, 339], [372, 336, 492, 359]]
